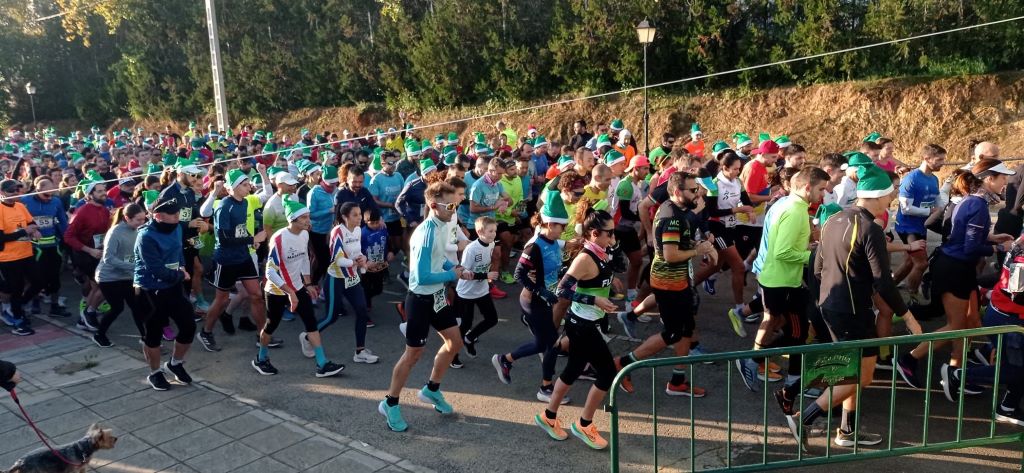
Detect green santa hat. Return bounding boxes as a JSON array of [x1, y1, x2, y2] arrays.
[[226, 169, 250, 188], [855, 164, 893, 198], [541, 189, 570, 224], [711, 140, 732, 158], [447, 132, 458, 144], [419, 158, 437, 175], [420, 138, 432, 150], [774, 135, 792, 148], [557, 155, 575, 171], [176, 156, 203, 175], [610, 119, 624, 131], [296, 159, 321, 176], [757, 132, 772, 144], [473, 132, 487, 146], [283, 198, 310, 222], [147, 163, 163, 175], [322, 165, 339, 184], [533, 135, 549, 148], [442, 146, 458, 166], [604, 149, 626, 167], [813, 202, 843, 226], [732, 133, 753, 148], [690, 123, 702, 138], [474, 143, 494, 157], [266, 166, 287, 178], [595, 134, 612, 149], [262, 142, 277, 155], [142, 190, 160, 210], [434, 133, 445, 144], [405, 138, 422, 157], [187, 121, 197, 129], [253, 131, 266, 142], [80, 177, 102, 196], [841, 151, 873, 171], [863, 132, 883, 143]]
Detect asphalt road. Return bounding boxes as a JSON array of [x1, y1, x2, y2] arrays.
[[85, 248, 1023, 473]]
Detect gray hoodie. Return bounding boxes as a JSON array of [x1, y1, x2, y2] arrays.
[[95, 222, 139, 283]]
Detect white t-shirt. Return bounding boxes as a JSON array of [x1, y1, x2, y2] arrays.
[[265, 228, 310, 295], [715, 173, 743, 228], [456, 239, 492, 299]]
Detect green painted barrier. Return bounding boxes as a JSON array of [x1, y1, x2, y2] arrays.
[[607, 326, 1024, 472]]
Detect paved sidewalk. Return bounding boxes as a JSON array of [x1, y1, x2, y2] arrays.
[[0, 316, 433, 473]]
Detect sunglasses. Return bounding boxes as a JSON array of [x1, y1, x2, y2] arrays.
[[596, 228, 615, 237], [435, 202, 457, 212], [684, 186, 700, 193]]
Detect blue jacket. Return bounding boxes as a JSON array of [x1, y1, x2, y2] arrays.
[[133, 222, 184, 290], [396, 178, 427, 225], [213, 196, 253, 265], [22, 195, 68, 248], [307, 185, 335, 234], [940, 194, 994, 263]]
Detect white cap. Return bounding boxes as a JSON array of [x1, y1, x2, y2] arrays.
[[273, 172, 299, 185], [979, 161, 1016, 176]]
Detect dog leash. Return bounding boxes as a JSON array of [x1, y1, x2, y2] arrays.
[[7, 389, 86, 467]]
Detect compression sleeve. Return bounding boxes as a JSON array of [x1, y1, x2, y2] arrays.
[[557, 275, 595, 305]]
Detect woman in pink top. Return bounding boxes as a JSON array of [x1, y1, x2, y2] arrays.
[[874, 138, 911, 173]]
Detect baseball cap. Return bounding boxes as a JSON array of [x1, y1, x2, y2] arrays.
[[0, 179, 22, 193], [273, 172, 299, 186]]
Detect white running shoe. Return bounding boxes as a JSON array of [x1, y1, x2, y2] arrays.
[[299, 332, 314, 358], [353, 349, 380, 364], [399, 322, 407, 337]]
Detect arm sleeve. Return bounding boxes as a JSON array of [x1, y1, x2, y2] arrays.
[[200, 192, 217, 217], [556, 274, 596, 305], [414, 226, 457, 285], [704, 193, 731, 218], [515, 242, 555, 301], [963, 201, 995, 259], [739, 190, 752, 206], [865, 225, 909, 315], [898, 177, 930, 217]]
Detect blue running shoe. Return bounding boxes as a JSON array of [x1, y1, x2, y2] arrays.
[[736, 358, 759, 392], [418, 386, 454, 414], [378, 400, 408, 432], [703, 278, 717, 296], [0, 309, 17, 327]]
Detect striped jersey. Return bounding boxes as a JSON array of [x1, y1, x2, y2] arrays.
[[650, 200, 695, 291], [264, 228, 309, 296]]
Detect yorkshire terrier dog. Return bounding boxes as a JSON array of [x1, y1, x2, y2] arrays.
[[5, 423, 117, 473]]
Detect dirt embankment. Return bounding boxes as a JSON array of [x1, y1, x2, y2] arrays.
[[46, 73, 1024, 167]]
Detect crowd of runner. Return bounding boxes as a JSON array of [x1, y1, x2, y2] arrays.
[[0, 118, 1022, 451]]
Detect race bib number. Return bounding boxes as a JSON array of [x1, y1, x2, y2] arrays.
[[34, 216, 53, 230], [344, 276, 360, 289], [234, 224, 249, 238], [180, 207, 193, 221], [164, 262, 179, 271], [432, 289, 448, 313], [92, 234, 104, 248], [188, 236, 204, 249]]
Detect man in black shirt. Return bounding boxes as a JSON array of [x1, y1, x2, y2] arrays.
[[568, 120, 593, 151], [785, 165, 920, 450]]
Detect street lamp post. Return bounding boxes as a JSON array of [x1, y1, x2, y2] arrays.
[[636, 19, 656, 155], [25, 83, 37, 132]]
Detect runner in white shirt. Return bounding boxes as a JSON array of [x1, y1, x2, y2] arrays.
[[452, 217, 501, 368], [252, 199, 345, 378]]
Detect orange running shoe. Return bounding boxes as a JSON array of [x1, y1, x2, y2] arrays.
[[489, 285, 507, 299], [571, 421, 608, 450], [665, 382, 707, 398], [534, 412, 568, 440]]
